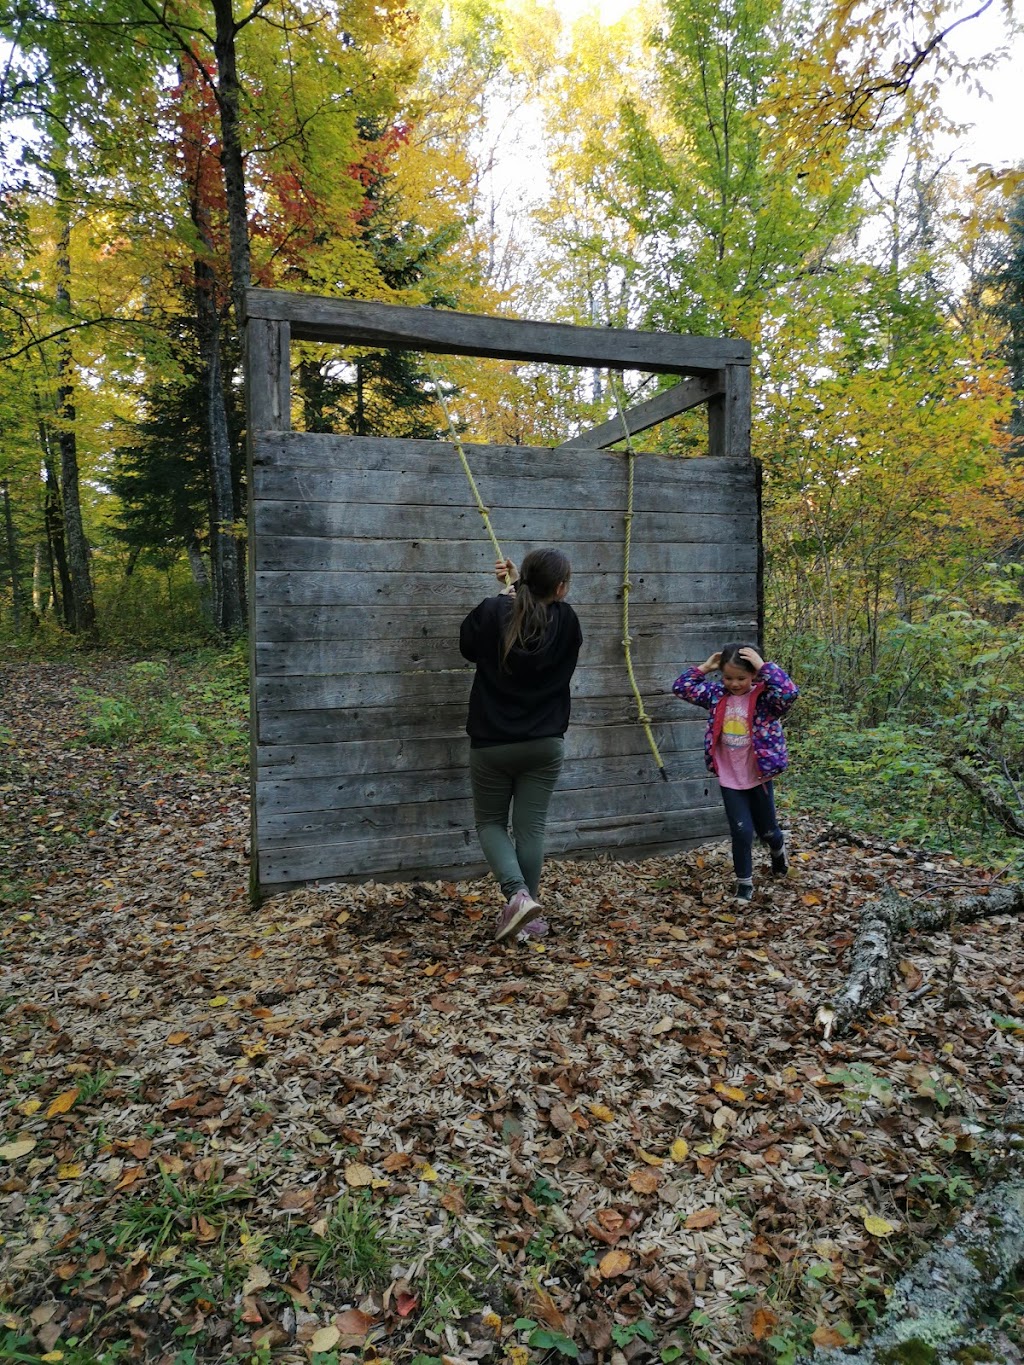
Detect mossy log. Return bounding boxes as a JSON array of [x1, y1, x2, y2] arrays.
[[798, 1178, 1024, 1364], [816, 885, 1024, 1039]]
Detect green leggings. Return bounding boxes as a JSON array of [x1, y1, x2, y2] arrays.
[[469, 737, 564, 901]]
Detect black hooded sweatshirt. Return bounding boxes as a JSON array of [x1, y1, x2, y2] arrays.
[[459, 592, 582, 747]]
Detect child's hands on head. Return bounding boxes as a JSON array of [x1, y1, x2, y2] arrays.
[[738, 646, 764, 672], [699, 651, 722, 674]]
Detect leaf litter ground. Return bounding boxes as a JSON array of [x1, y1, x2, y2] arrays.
[[2, 660, 1023, 1363]]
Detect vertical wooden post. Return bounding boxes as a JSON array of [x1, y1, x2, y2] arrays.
[[707, 362, 751, 459], [246, 318, 291, 434], [245, 317, 290, 904]]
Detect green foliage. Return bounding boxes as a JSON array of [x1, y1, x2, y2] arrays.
[[74, 647, 248, 770], [785, 596, 1024, 875], [514, 1317, 580, 1358], [289, 1193, 396, 1290]]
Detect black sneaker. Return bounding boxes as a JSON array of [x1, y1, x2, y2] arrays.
[[735, 880, 754, 902], [771, 844, 789, 876]]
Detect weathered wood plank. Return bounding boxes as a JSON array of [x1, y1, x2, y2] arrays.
[[257, 804, 730, 886], [257, 774, 713, 846], [245, 287, 751, 375], [254, 627, 748, 678], [555, 375, 721, 451], [254, 569, 757, 609], [253, 431, 754, 481], [252, 536, 757, 576], [708, 363, 752, 459], [254, 601, 758, 644], [254, 660, 723, 712], [256, 750, 711, 819], [255, 718, 708, 775], [252, 455, 756, 512], [254, 500, 755, 546], [256, 696, 707, 745], [245, 318, 291, 434]]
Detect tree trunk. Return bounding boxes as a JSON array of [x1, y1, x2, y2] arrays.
[[53, 210, 96, 634], [800, 1176, 1024, 1364], [193, 252, 244, 635], [41, 446, 72, 624], [210, 0, 250, 333], [818, 884, 1024, 1037], [2, 478, 23, 631], [947, 755, 1024, 839]]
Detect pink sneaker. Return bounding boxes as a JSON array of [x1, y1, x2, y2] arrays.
[[495, 889, 543, 943]]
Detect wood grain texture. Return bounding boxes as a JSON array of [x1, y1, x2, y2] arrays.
[[249, 398, 758, 889], [246, 287, 750, 375]]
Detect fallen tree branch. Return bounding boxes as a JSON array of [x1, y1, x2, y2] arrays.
[[816, 884, 1024, 1038], [946, 755, 1024, 839], [797, 1176, 1024, 1364]]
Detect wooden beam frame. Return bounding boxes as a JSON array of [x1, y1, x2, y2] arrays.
[[246, 287, 750, 378], [555, 374, 722, 451]]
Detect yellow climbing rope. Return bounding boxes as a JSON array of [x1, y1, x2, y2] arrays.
[[610, 374, 668, 781], [427, 360, 511, 586]]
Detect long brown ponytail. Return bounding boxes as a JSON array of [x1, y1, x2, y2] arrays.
[[501, 548, 571, 668]]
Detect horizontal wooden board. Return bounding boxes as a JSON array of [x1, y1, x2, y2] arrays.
[[257, 803, 730, 886], [254, 569, 756, 610], [246, 288, 751, 374], [253, 501, 755, 548], [254, 658, 722, 712], [253, 629, 747, 677], [252, 432, 750, 484], [253, 461, 755, 517], [253, 534, 757, 578], [257, 774, 714, 847], [256, 695, 708, 745], [254, 601, 757, 645], [256, 749, 712, 820], [255, 717, 708, 776]]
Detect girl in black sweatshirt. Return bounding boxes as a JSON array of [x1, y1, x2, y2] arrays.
[[459, 548, 582, 942]]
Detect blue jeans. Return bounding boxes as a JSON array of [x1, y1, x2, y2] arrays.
[[469, 737, 564, 900], [719, 782, 784, 880]]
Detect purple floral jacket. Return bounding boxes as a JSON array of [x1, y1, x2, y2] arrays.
[[672, 661, 798, 780]]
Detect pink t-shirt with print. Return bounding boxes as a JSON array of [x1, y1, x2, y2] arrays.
[[715, 694, 762, 789]]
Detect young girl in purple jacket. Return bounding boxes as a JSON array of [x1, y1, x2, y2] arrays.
[[673, 643, 799, 902]]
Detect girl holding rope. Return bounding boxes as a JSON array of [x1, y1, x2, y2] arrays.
[[459, 549, 582, 943]]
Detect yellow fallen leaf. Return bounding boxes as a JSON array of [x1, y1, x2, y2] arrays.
[[311, 1326, 341, 1353], [863, 1214, 896, 1237], [598, 1249, 631, 1278], [713, 1083, 747, 1102], [40, 1355, 64, 1364], [16, 1099, 41, 1117], [0, 1139, 36, 1161], [419, 1163, 439, 1182], [46, 1088, 80, 1118], [588, 1102, 614, 1123], [637, 1148, 664, 1166], [670, 1137, 689, 1161], [208, 996, 229, 1007], [57, 1162, 84, 1179], [344, 1163, 375, 1188]]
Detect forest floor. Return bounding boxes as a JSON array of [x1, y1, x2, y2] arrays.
[[2, 657, 1024, 1365]]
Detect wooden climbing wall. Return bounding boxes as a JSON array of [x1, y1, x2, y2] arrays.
[[245, 289, 758, 896]]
